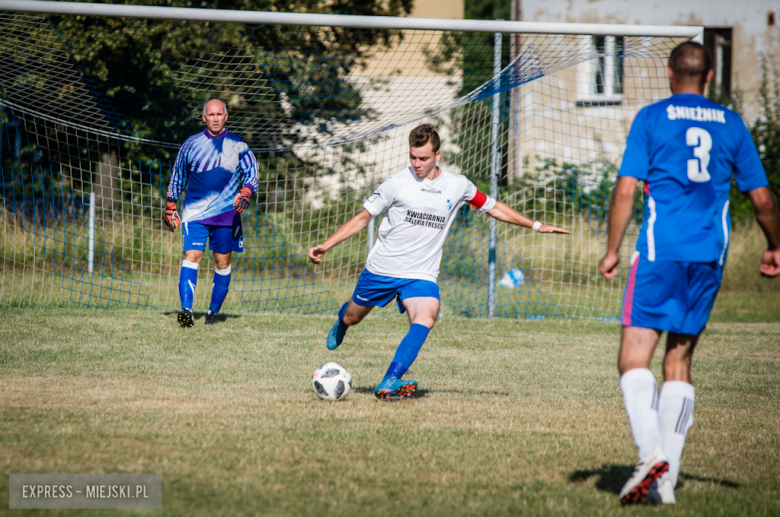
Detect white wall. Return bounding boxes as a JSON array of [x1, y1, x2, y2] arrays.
[[522, 0, 780, 119]]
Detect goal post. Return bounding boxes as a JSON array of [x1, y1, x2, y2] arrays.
[[0, 0, 702, 318]]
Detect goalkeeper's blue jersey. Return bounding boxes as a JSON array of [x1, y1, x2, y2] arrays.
[[618, 93, 767, 264], [166, 128, 259, 226]]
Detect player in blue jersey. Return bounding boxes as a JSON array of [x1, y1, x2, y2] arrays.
[[599, 42, 780, 505], [164, 99, 259, 327]]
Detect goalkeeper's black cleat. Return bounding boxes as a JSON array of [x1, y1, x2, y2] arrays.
[[205, 311, 219, 325], [178, 309, 194, 328]]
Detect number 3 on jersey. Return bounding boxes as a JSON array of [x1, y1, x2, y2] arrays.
[[686, 127, 712, 183]]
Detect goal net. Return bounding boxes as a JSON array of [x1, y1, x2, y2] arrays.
[[0, 3, 699, 318]]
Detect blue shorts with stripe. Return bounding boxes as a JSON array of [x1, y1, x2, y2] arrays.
[[621, 252, 723, 335], [352, 270, 440, 314], [182, 221, 243, 254]]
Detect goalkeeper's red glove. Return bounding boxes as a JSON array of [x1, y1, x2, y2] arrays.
[[234, 187, 252, 213], [164, 200, 181, 232]]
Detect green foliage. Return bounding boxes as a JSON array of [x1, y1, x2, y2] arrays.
[[1, 1, 411, 213], [708, 57, 780, 220], [424, 0, 511, 95], [748, 57, 780, 214], [43, 0, 413, 145], [513, 156, 631, 222]]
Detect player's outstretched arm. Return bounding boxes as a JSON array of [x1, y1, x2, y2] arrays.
[[748, 186, 780, 277], [599, 176, 639, 279], [309, 209, 374, 264], [486, 201, 571, 234]]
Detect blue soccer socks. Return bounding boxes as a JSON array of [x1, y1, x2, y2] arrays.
[[382, 323, 429, 381], [209, 265, 231, 314], [179, 260, 199, 311], [338, 302, 349, 324], [376, 323, 429, 399]]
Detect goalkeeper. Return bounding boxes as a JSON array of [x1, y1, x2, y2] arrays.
[[164, 99, 259, 327], [309, 124, 570, 399]]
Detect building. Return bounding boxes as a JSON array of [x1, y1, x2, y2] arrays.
[[520, 0, 780, 120]]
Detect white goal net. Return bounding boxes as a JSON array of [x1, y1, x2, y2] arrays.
[[0, 2, 700, 318]]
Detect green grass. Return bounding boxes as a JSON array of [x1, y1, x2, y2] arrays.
[[1, 306, 779, 516], [4, 208, 778, 319], [710, 291, 780, 323]]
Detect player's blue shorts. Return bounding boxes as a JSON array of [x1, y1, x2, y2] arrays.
[[182, 221, 243, 254], [621, 252, 723, 335], [352, 270, 440, 314]]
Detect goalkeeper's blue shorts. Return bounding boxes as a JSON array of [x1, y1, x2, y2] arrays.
[[182, 221, 243, 254], [621, 251, 722, 335], [352, 269, 439, 314]]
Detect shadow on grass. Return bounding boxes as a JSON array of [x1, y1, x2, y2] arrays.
[[162, 311, 242, 323], [678, 472, 740, 488], [568, 465, 740, 494], [353, 386, 509, 398], [568, 464, 633, 494]]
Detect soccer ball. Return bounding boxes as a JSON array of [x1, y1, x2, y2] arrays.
[[312, 362, 352, 401]]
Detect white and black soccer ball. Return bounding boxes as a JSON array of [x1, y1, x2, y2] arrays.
[[312, 362, 352, 401]]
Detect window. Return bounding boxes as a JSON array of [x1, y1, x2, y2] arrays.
[[703, 28, 732, 99], [578, 36, 625, 106]]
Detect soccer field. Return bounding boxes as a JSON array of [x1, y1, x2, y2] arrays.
[[1, 296, 779, 516]]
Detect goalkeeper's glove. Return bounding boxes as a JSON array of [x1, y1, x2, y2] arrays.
[[164, 200, 181, 232], [234, 187, 252, 213]]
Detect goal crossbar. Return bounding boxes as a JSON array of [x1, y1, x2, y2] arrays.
[[0, 0, 702, 39]]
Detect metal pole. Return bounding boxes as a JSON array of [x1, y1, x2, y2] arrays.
[[488, 32, 501, 318], [88, 191, 95, 273]]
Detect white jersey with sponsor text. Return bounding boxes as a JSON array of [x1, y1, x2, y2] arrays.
[[362, 167, 495, 282]]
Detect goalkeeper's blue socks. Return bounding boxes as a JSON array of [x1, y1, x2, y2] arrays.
[[209, 265, 231, 314], [179, 260, 199, 311], [382, 323, 430, 380]]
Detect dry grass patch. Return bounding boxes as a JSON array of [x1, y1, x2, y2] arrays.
[[0, 309, 778, 516]]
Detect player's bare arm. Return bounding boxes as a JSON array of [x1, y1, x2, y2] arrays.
[[599, 176, 639, 279], [486, 201, 571, 234], [748, 186, 780, 277], [308, 209, 374, 264]]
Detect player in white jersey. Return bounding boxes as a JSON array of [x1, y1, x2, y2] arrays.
[[309, 125, 570, 399]]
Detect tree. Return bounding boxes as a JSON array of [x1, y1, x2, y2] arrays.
[[0, 0, 414, 210], [49, 0, 414, 146], [749, 57, 780, 212], [708, 58, 780, 220], [425, 0, 511, 95]]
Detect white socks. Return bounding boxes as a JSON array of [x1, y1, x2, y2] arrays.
[[621, 370, 695, 488], [182, 259, 199, 270], [658, 381, 695, 487], [620, 368, 662, 461]]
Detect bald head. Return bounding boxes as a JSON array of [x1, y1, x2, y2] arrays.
[[202, 99, 228, 136], [202, 99, 228, 116], [668, 42, 713, 94]]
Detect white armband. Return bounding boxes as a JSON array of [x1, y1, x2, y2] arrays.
[[532, 221, 542, 232]]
